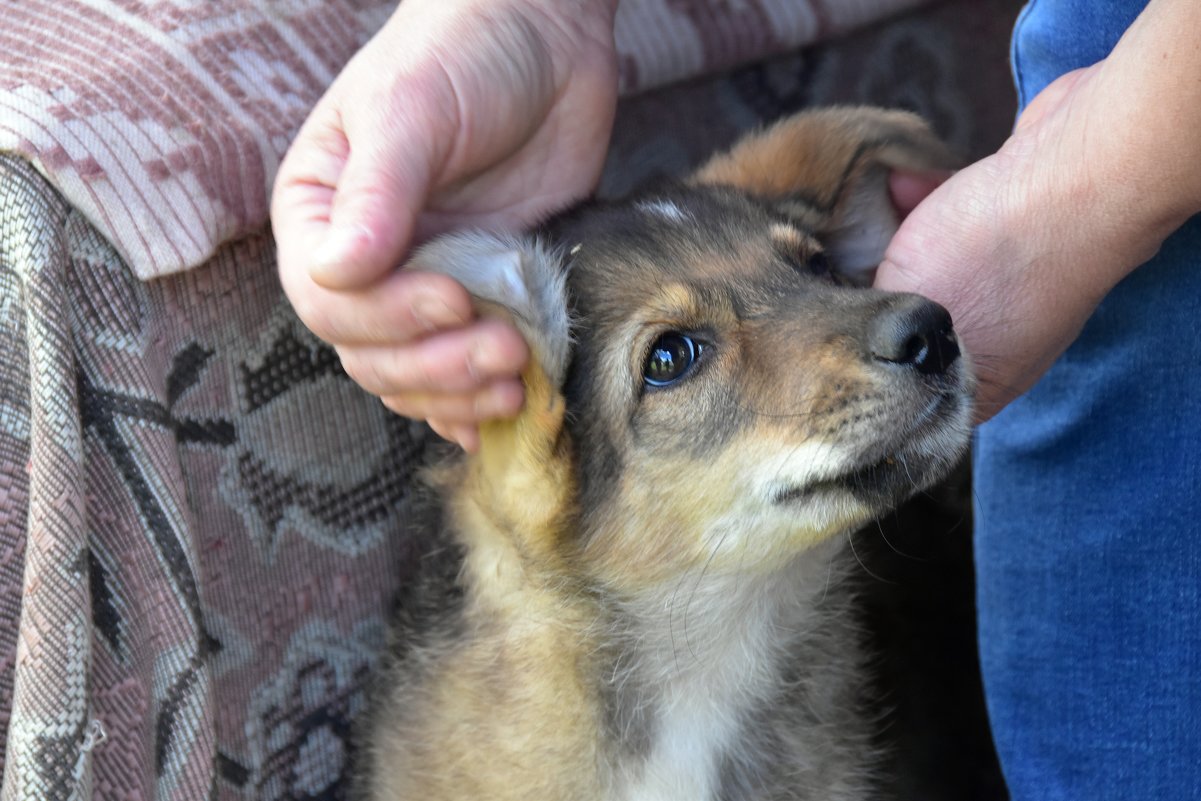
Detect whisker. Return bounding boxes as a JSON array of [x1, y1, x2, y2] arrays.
[[846, 528, 896, 585], [872, 516, 920, 561], [681, 524, 734, 665]]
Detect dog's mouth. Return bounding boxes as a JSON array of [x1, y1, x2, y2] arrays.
[[773, 390, 968, 507], [773, 452, 916, 506]]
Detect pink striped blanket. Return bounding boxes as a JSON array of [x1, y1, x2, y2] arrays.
[[1, 0, 927, 279]]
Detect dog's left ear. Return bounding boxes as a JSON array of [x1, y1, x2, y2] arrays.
[[404, 232, 574, 539], [690, 107, 960, 284]]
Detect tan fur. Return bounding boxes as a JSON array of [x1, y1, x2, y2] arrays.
[[364, 233, 606, 800], [690, 107, 957, 207], [692, 107, 960, 281], [370, 596, 605, 801], [370, 354, 608, 801], [361, 108, 974, 801]]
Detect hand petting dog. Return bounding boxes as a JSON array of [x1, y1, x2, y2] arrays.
[[879, 0, 1201, 422], [271, 0, 619, 452]]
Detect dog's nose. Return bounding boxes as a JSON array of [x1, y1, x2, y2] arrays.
[[869, 296, 960, 375]]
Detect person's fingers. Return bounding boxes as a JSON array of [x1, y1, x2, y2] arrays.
[[283, 268, 474, 347], [310, 72, 459, 290], [272, 107, 352, 301], [272, 44, 462, 293], [380, 379, 525, 424], [337, 319, 530, 395], [426, 419, 481, 452], [426, 418, 458, 442]]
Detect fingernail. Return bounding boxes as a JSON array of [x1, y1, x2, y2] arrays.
[[457, 426, 481, 454], [310, 224, 373, 283], [412, 295, 469, 332], [466, 341, 489, 383], [467, 335, 527, 381], [474, 385, 522, 419]]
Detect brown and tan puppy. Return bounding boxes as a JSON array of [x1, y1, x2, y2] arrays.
[[358, 108, 973, 801]]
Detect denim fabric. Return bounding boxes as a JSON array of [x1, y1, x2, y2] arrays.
[[1009, 0, 1143, 107], [975, 1, 1201, 798]]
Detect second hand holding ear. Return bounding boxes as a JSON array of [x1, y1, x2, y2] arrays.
[[875, 68, 1122, 424], [272, 0, 620, 451], [877, 69, 1192, 422], [877, 0, 1201, 423]]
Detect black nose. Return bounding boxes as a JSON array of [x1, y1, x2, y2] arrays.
[[869, 296, 960, 375]]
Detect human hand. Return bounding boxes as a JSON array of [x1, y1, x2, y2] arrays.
[[877, 65, 1194, 423], [877, 0, 1201, 423], [272, 0, 619, 451]]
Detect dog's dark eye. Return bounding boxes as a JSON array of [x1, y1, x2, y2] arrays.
[[644, 333, 700, 387], [807, 252, 831, 277]]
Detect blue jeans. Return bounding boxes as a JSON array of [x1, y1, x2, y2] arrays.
[[975, 1, 1201, 798]]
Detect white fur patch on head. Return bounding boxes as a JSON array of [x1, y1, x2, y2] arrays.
[[405, 231, 572, 387], [636, 199, 691, 224]]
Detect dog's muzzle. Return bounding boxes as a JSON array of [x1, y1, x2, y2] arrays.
[[868, 296, 960, 376]]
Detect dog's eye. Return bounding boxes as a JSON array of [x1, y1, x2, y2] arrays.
[[807, 252, 831, 277], [643, 333, 700, 387]]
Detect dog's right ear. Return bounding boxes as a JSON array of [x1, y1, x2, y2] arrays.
[[404, 232, 575, 545], [689, 107, 959, 284]]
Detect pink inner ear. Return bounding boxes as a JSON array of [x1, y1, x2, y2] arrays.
[[888, 170, 953, 219], [822, 169, 900, 286]]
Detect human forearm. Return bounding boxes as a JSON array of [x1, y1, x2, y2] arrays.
[[1072, 0, 1201, 257]]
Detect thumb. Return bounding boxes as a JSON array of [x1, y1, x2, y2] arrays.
[[274, 61, 458, 291], [877, 169, 955, 294], [306, 106, 441, 290], [874, 217, 930, 295], [875, 164, 988, 297]]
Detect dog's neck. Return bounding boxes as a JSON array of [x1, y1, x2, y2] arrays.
[[600, 538, 849, 801]]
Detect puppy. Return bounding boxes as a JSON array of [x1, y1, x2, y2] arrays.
[[358, 108, 973, 801]]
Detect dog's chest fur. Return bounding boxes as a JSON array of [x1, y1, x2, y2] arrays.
[[370, 520, 872, 801], [602, 548, 872, 801]]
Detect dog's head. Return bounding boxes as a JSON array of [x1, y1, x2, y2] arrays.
[[406, 108, 972, 588]]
